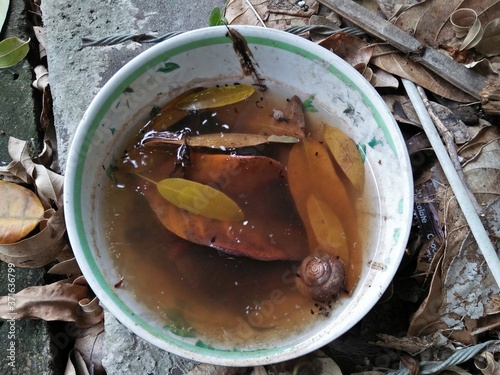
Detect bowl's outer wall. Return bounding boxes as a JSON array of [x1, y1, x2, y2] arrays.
[[64, 26, 413, 366]]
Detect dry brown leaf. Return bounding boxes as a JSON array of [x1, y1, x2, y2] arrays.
[[390, 0, 500, 51], [383, 95, 421, 126], [225, 0, 317, 30], [0, 137, 64, 207], [371, 45, 475, 103], [0, 207, 67, 267], [48, 257, 82, 276], [409, 126, 500, 344], [0, 180, 44, 244], [73, 323, 105, 375], [476, 18, 500, 56], [319, 33, 374, 76], [0, 277, 103, 328]]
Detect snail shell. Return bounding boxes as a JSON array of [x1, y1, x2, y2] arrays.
[[295, 254, 345, 302]]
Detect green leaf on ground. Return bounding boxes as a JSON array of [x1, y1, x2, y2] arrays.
[[208, 6, 227, 26], [0, 36, 30, 68]]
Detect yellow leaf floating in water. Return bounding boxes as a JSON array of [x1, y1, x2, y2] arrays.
[[0, 180, 44, 244], [306, 194, 349, 266], [176, 84, 256, 111], [323, 126, 365, 194], [143, 177, 244, 222]]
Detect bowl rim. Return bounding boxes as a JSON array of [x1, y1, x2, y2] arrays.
[[64, 25, 414, 366]]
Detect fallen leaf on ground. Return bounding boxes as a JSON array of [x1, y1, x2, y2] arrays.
[[371, 45, 476, 103], [0, 207, 67, 267], [0, 137, 64, 207], [408, 126, 500, 344], [0, 180, 44, 244], [225, 0, 317, 29], [0, 276, 103, 328], [0, 36, 30, 68]]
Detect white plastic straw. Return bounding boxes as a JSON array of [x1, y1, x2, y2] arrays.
[[403, 79, 500, 288]]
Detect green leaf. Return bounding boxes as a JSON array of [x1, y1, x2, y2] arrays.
[[208, 6, 222, 26], [0, 36, 30, 68], [176, 84, 255, 111], [144, 177, 244, 221], [0, 0, 9, 32], [157, 61, 180, 73], [303, 94, 318, 112]]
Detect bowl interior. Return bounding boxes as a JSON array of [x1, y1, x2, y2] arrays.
[[65, 25, 413, 366]]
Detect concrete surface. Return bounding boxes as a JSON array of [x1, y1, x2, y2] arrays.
[[0, 263, 59, 375], [40, 0, 226, 373], [0, 0, 40, 165]]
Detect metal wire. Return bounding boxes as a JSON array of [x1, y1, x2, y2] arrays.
[[81, 25, 364, 48], [81, 32, 184, 47], [284, 25, 365, 37], [388, 340, 500, 375]]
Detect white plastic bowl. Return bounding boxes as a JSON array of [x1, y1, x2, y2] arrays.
[[65, 26, 413, 366]]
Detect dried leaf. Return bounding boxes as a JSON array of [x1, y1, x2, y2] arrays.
[[319, 32, 374, 75], [225, 0, 317, 29], [287, 138, 360, 290], [0, 207, 67, 267], [409, 127, 500, 343], [0, 180, 44, 244], [460, 16, 484, 51], [73, 323, 105, 375], [0, 137, 64, 207], [145, 177, 245, 222], [0, 278, 103, 328], [428, 102, 471, 144], [476, 19, 500, 56], [306, 194, 349, 265], [323, 126, 365, 194], [176, 85, 256, 111], [48, 257, 82, 276], [0, 36, 30, 68], [144, 132, 270, 149], [371, 45, 475, 103], [393, 0, 463, 45]]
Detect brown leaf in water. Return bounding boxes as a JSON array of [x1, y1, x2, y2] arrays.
[[0, 180, 44, 244], [0, 277, 103, 328], [323, 126, 366, 194], [147, 87, 205, 132], [138, 151, 309, 261], [287, 138, 361, 291], [144, 132, 273, 149]]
